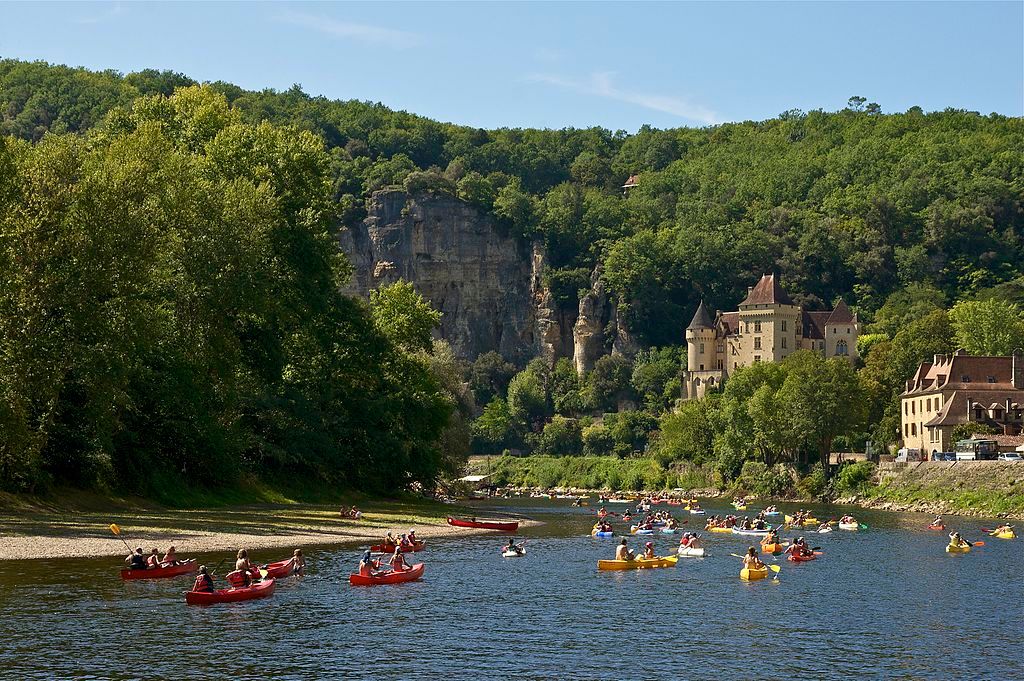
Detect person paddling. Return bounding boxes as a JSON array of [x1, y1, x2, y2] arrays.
[[191, 565, 215, 593], [389, 545, 409, 572], [615, 538, 635, 561], [125, 547, 147, 570], [505, 537, 524, 555], [235, 549, 259, 585], [742, 546, 765, 570], [642, 541, 656, 560], [358, 550, 376, 577], [161, 545, 180, 566]]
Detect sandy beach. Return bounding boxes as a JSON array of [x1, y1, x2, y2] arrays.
[[0, 501, 539, 561]]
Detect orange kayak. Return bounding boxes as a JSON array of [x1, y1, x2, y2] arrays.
[[761, 543, 783, 554]]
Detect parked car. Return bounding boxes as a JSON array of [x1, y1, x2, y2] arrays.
[[997, 453, 1023, 462]]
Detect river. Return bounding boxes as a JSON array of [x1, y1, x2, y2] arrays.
[[0, 498, 1020, 679]]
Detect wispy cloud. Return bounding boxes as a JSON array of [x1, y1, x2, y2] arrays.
[[526, 72, 719, 125], [73, 2, 124, 25], [278, 10, 419, 49]]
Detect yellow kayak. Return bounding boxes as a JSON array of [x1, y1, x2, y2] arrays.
[[733, 504, 747, 511], [707, 526, 733, 533], [991, 530, 1015, 539], [785, 515, 820, 526], [740, 566, 769, 581], [946, 543, 971, 553], [597, 556, 679, 571]]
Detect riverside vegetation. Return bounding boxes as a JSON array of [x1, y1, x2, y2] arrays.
[[1, 60, 1023, 505]]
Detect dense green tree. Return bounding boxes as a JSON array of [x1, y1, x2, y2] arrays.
[[584, 355, 635, 412], [370, 280, 442, 354], [469, 351, 517, 407], [948, 299, 1024, 356]]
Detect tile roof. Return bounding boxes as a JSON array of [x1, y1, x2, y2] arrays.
[[802, 311, 830, 340], [923, 390, 1024, 427], [718, 312, 740, 337], [826, 298, 855, 324], [904, 353, 1019, 395], [739, 274, 796, 307]]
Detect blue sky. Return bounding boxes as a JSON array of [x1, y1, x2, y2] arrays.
[[1, 1, 1021, 130]]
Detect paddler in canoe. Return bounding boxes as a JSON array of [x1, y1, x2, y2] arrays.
[[358, 550, 378, 577], [125, 547, 148, 571], [389, 545, 411, 572], [146, 548, 162, 569], [191, 565, 215, 593], [947, 531, 972, 551], [504, 537, 525, 556], [161, 545, 181, 566], [990, 523, 1013, 537], [615, 538, 635, 561], [784, 537, 812, 559], [679, 532, 702, 550], [234, 549, 261, 585], [642, 541, 656, 559], [742, 546, 765, 571]]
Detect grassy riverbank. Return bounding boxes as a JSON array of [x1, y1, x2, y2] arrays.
[[473, 455, 718, 493], [850, 461, 1024, 518]]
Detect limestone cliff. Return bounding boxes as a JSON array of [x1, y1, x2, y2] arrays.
[[339, 190, 540, 361], [338, 189, 630, 367]]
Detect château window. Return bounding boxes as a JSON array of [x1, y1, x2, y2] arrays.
[[782, 320, 787, 331], [911, 402, 915, 415], [974, 407, 983, 420], [754, 355, 761, 363], [994, 409, 1003, 420], [754, 337, 762, 350], [718, 359, 723, 370], [718, 343, 724, 353], [699, 342, 705, 354], [962, 375, 971, 383], [987, 376, 996, 383], [911, 423, 916, 436], [904, 402, 908, 416], [837, 340, 848, 356], [699, 364, 704, 371], [754, 321, 762, 333], [781, 337, 787, 349], [847, 327, 850, 334]]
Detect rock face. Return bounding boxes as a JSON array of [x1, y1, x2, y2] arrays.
[[339, 190, 539, 361], [338, 189, 633, 367]]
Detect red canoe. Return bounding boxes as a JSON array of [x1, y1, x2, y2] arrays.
[[349, 563, 425, 586], [185, 577, 276, 605], [120, 559, 197, 581], [446, 517, 519, 532], [788, 552, 821, 562], [927, 524, 946, 531], [369, 540, 426, 554], [261, 558, 298, 579]]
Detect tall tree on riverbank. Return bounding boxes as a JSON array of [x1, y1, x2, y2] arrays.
[[0, 86, 458, 494]]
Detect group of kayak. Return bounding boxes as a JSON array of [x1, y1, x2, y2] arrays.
[[121, 545, 306, 604]]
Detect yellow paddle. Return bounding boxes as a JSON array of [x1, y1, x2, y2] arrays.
[[109, 523, 134, 553]]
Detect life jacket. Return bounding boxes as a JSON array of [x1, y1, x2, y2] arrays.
[[192, 574, 214, 592], [146, 555, 160, 568], [129, 555, 147, 570], [226, 570, 248, 587]]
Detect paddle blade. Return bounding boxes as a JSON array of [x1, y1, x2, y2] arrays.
[[109, 524, 121, 536], [768, 564, 781, 573], [973, 541, 985, 547]]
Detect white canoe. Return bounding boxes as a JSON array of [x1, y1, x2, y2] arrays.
[[502, 548, 526, 558], [838, 523, 859, 531], [677, 546, 707, 557]]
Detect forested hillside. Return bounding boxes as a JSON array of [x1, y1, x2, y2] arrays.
[[2, 59, 1023, 494]]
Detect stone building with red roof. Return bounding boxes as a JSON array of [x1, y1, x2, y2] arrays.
[[901, 349, 1024, 454], [682, 274, 859, 399]]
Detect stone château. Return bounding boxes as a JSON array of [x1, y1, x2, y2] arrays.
[[682, 274, 859, 400]]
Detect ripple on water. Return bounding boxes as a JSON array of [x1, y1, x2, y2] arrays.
[[0, 500, 1022, 679]]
